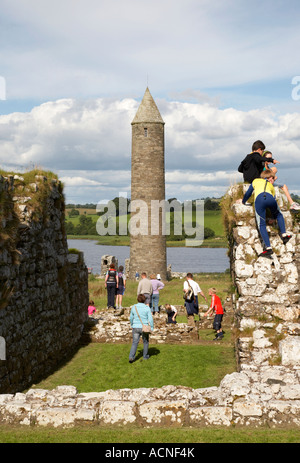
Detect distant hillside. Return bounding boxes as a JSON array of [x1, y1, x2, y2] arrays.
[[65, 198, 226, 247]]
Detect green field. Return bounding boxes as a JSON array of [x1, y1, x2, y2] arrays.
[[65, 208, 227, 247]]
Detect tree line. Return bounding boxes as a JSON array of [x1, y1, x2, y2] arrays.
[[65, 197, 220, 238]]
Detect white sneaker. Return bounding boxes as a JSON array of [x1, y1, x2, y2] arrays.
[[290, 202, 300, 212]]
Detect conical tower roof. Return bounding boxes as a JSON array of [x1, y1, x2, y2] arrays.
[[131, 87, 164, 124]]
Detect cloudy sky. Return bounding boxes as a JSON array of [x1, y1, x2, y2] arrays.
[[1, 0, 300, 204]]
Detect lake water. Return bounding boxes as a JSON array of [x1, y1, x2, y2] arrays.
[[68, 239, 230, 274]]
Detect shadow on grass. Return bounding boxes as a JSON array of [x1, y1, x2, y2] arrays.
[[135, 347, 161, 361]]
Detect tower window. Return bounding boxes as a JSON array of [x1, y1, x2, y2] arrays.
[[144, 128, 148, 137]]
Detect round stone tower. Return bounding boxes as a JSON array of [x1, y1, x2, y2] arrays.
[[129, 87, 167, 280]]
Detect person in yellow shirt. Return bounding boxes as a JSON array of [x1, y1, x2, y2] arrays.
[[242, 169, 292, 258]]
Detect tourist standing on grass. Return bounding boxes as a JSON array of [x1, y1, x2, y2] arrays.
[[137, 272, 153, 306], [129, 294, 154, 363], [204, 288, 224, 341], [105, 264, 118, 309], [183, 273, 199, 327], [116, 265, 126, 309], [150, 274, 164, 315]]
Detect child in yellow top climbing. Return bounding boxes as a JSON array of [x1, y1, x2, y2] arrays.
[[242, 169, 292, 258]]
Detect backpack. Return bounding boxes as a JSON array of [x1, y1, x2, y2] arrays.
[[118, 272, 124, 286], [183, 281, 194, 302], [107, 269, 117, 283]]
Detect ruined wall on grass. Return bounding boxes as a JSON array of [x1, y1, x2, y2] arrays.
[[0, 173, 89, 393], [223, 183, 300, 369]]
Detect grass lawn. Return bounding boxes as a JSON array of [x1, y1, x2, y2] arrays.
[[30, 342, 236, 392], [3, 272, 299, 443], [0, 425, 299, 444]]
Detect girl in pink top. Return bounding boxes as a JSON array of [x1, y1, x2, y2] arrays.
[[88, 300, 96, 316]]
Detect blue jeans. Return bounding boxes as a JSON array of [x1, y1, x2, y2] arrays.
[[255, 192, 286, 248], [129, 328, 149, 360], [151, 294, 159, 312]]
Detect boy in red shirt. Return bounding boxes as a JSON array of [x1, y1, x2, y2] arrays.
[[204, 288, 224, 341]]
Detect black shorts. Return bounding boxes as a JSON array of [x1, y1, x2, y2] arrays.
[[213, 314, 223, 331]]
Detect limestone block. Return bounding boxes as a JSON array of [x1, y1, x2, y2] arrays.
[[276, 283, 298, 296], [35, 407, 76, 427], [253, 241, 264, 255], [235, 243, 256, 261], [231, 203, 254, 219], [280, 385, 300, 400], [240, 318, 260, 330], [1, 396, 31, 425], [237, 280, 267, 297], [245, 278, 257, 285], [276, 323, 300, 336], [280, 253, 294, 264], [266, 400, 300, 426], [251, 348, 277, 365], [271, 306, 300, 321], [219, 372, 251, 397], [253, 258, 273, 276], [139, 400, 187, 426], [252, 329, 272, 348], [234, 260, 253, 278], [259, 367, 288, 385], [282, 211, 293, 230], [279, 337, 300, 366], [99, 400, 136, 425], [189, 406, 232, 426], [233, 226, 252, 244], [284, 263, 298, 284], [233, 399, 263, 417]]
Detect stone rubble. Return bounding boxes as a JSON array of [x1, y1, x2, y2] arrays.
[[0, 368, 299, 428], [86, 306, 201, 344]]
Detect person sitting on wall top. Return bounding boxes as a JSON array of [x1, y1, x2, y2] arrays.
[[262, 150, 300, 213], [238, 140, 279, 184]]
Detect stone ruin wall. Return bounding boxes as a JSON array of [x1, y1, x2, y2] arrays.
[[226, 184, 300, 370], [0, 174, 89, 394], [0, 182, 299, 428]]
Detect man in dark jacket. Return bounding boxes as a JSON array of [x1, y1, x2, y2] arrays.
[[238, 140, 279, 183]]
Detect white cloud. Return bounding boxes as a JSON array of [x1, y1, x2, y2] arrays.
[[0, 1, 299, 203], [60, 176, 104, 187], [1, 94, 300, 203], [0, 98, 136, 171]]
